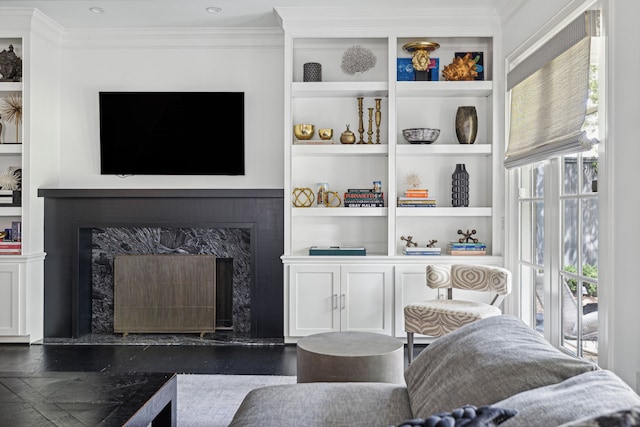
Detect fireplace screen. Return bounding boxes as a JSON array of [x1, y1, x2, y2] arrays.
[[114, 254, 216, 336]]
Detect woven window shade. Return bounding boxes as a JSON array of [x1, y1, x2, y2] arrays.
[[505, 11, 599, 169]]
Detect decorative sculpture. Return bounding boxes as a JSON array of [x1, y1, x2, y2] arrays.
[[341, 45, 377, 75], [458, 229, 479, 243], [0, 45, 22, 82], [292, 187, 314, 207], [427, 240, 438, 248], [443, 53, 479, 81], [405, 172, 422, 189], [401, 235, 418, 247]]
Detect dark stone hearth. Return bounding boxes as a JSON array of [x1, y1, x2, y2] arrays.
[[38, 189, 284, 340], [91, 227, 251, 335]]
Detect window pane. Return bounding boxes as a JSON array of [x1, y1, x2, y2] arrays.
[[582, 198, 598, 270], [521, 201, 532, 263], [534, 201, 544, 266], [560, 273, 579, 358], [583, 156, 598, 193], [581, 278, 598, 363], [563, 155, 578, 195], [533, 163, 544, 198], [563, 199, 578, 271]]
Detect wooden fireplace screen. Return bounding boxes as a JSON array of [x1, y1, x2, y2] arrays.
[[114, 254, 216, 336]]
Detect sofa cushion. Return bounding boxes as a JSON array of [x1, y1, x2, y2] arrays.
[[405, 315, 598, 417], [496, 370, 640, 426], [228, 382, 412, 427]]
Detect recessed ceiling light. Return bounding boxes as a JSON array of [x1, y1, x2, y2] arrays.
[[89, 7, 105, 14], [205, 7, 222, 14]]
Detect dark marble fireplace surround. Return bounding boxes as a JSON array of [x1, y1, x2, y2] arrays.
[[38, 189, 284, 342]]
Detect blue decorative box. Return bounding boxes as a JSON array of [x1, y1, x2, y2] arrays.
[[397, 58, 414, 81]]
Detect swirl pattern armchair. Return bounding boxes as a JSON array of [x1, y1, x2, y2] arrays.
[[404, 264, 512, 363]]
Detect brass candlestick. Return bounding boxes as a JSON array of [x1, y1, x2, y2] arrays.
[[367, 108, 374, 144], [357, 97, 365, 144], [375, 98, 382, 144]]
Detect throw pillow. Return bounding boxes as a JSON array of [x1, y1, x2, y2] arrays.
[[393, 404, 517, 427], [558, 406, 640, 427]]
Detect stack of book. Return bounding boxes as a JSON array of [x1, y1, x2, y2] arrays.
[[0, 190, 13, 205], [309, 246, 367, 256], [397, 188, 436, 207], [343, 189, 384, 207], [446, 242, 487, 255], [403, 246, 441, 256], [0, 240, 21, 255]]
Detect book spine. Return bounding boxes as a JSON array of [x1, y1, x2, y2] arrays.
[[447, 245, 487, 250], [343, 192, 384, 199], [346, 189, 375, 193], [447, 250, 487, 255], [344, 202, 384, 207]]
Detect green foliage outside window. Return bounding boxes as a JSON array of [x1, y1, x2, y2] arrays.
[[564, 264, 598, 297]]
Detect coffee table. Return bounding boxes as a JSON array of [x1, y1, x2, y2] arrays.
[[296, 331, 404, 384], [0, 371, 177, 426]]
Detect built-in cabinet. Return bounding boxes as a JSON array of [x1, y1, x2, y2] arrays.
[[288, 263, 393, 336], [277, 8, 505, 342], [0, 10, 58, 343]]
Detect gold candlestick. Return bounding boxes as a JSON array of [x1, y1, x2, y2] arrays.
[[357, 97, 365, 144], [375, 98, 382, 144], [367, 107, 374, 144]]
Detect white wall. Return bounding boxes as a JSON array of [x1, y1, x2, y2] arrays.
[[503, 0, 640, 389], [57, 29, 284, 189]]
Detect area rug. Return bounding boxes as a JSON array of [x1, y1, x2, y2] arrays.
[[177, 374, 297, 426]]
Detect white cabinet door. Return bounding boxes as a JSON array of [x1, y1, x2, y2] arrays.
[[289, 264, 340, 336], [393, 265, 438, 338], [341, 265, 393, 334], [0, 263, 21, 335]]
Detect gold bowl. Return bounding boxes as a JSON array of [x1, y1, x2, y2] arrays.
[[318, 128, 333, 140], [294, 124, 315, 140]]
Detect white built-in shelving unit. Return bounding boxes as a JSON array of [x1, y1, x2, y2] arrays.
[[277, 7, 505, 343]]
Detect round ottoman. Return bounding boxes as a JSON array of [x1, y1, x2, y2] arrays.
[[296, 331, 404, 384]]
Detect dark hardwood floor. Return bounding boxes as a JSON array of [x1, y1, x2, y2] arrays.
[[0, 343, 299, 375], [0, 341, 425, 376]]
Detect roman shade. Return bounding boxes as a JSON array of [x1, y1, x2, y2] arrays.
[[504, 11, 600, 169]]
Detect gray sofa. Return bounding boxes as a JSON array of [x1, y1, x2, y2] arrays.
[[229, 315, 640, 426]]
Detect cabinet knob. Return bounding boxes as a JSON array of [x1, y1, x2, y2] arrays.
[[333, 294, 338, 309]]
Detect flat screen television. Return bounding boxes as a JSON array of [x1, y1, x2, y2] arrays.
[[99, 91, 244, 175]]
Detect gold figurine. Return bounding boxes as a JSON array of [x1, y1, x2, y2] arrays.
[[402, 41, 440, 71], [375, 98, 382, 144], [367, 108, 374, 144], [357, 97, 365, 144]]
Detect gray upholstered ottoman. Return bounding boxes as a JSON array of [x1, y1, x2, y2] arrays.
[[296, 331, 404, 384]]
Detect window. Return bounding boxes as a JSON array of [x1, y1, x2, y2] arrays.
[[507, 8, 602, 363]]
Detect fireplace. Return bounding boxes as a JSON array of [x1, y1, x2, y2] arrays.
[[38, 189, 284, 340], [91, 228, 250, 335]]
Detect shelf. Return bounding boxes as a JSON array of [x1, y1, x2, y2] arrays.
[[0, 82, 22, 92], [292, 82, 388, 98], [293, 207, 387, 217], [396, 144, 491, 156], [292, 144, 388, 156], [0, 144, 22, 155], [396, 81, 493, 97], [0, 207, 21, 216], [396, 207, 492, 217]]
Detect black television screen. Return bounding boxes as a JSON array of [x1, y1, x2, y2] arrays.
[[99, 91, 244, 175]]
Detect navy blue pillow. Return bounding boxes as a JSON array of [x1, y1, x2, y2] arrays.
[[393, 405, 517, 427]]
